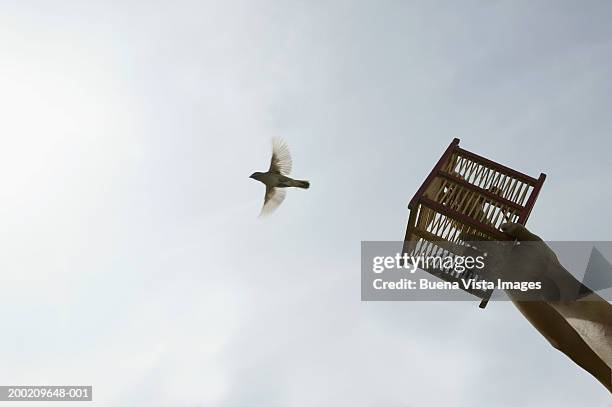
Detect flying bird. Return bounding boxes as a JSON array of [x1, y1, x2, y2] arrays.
[[250, 138, 310, 216]]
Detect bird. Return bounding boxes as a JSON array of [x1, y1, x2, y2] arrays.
[[250, 138, 310, 216]]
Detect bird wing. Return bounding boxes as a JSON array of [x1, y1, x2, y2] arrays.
[[268, 137, 292, 175], [260, 186, 286, 217]]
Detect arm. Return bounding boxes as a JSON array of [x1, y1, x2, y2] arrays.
[[499, 223, 612, 393]]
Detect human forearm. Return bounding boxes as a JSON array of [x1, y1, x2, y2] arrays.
[[509, 292, 612, 393]]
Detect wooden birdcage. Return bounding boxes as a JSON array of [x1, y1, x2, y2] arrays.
[[403, 138, 546, 308]]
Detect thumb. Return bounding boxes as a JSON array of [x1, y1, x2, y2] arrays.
[[500, 222, 543, 241]]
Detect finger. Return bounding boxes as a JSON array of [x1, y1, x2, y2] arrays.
[[506, 223, 564, 269]]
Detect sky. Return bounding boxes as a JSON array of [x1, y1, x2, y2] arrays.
[[0, 0, 611, 405]]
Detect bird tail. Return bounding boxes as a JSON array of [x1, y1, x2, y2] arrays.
[[292, 179, 310, 189]]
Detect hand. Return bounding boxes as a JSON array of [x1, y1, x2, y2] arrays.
[[495, 223, 590, 301]]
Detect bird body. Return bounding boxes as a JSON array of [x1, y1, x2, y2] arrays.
[[251, 172, 310, 189], [250, 138, 310, 216]]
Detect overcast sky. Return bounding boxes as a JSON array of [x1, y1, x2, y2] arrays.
[[1, 1, 611, 406]]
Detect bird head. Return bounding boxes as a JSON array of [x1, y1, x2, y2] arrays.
[[249, 172, 263, 180]]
